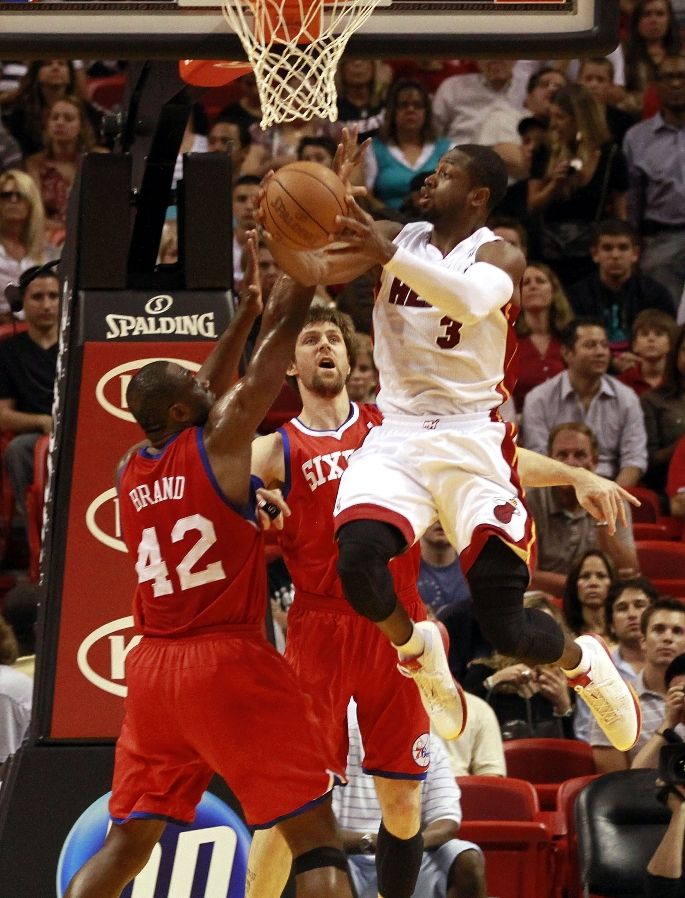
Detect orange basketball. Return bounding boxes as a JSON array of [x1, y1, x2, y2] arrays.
[[260, 161, 348, 252]]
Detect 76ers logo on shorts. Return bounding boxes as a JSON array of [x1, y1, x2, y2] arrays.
[[412, 733, 431, 768]]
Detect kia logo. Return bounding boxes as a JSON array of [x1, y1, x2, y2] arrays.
[[144, 294, 174, 315], [76, 616, 140, 697], [85, 487, 126, 553], [95, 357, 201, 422]]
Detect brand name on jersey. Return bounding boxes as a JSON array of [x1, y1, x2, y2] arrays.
[[129, 475, 186, 511], [388, 277, 430, 308], [105, 313, 217, 339], [302, 450, 355, 491]]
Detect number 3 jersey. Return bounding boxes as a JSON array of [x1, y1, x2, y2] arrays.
[[118, 426, 266, 637], [373, 222, 518, 418]]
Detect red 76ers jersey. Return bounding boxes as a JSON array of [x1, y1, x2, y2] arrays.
[[118, 426, 266, 636], [277, 402, 420, 604]]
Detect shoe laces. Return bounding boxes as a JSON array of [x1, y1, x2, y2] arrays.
[[575, 681, 622, 725]]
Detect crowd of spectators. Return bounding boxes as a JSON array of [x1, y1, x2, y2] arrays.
[[0, 5, 684, 892]]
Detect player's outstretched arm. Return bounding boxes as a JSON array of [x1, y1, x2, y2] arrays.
[[195, 233, 262, 399], [204, 274, 314, 506], [517, 447, 640, 536], [334, 199, 520, 324]]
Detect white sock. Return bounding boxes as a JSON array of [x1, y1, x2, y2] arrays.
[[394, 624, 425, 658], [562, 641, 590, 678]]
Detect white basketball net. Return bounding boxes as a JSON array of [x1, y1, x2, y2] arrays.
[[220, 0, 384, 128]]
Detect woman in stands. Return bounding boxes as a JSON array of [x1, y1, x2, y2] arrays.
[[3, 59, 95, 158], [463, 593, 576, 740], [563, 549, 617, 642], [365, 78, 451, 210], [527, 83, 628, 290], [513, 262, 574, 413], [0, 170, 50, 323], [25, 96, 107, 248], [621, 0, 682, 118], [334, 57, 390, 139]]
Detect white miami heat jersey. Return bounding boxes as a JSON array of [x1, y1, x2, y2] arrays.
[[373, 222, 518, 417]]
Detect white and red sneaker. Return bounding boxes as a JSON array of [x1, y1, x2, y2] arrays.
[[397, 620, 467, 741], [566, 634, 641, 752]]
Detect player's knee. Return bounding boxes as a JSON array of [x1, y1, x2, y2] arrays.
[[336, 520, 406, 622], [292, 846, 350, 878], [376, 781, 422, 839], [447, 848, 486, 898]]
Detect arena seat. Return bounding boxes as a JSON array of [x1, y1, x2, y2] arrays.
[[457, 775, 553, 898], [554, 773, 600, 898], [626, 486, 662, 522], [576, 768, 667, 898], [87, 73, 127, 110], [634, 540, 685, 580], [25, 434, 50, 583], [503, 738, 596, 810]]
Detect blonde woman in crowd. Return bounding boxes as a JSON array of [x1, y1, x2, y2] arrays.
[[0, 169, 51, 322]]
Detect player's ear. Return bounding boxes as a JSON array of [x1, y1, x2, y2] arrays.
[[286, 360, 298, 377], [168, 401, 189, 423], [470, 186, 490, 210]]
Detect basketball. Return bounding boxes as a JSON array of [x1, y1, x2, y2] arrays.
[[260, 161, 348, 252]]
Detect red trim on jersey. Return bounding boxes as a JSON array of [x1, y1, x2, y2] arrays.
[[495, 300, 520, 408], [460, 522, 534, 576], [334, 502, 415, 548]]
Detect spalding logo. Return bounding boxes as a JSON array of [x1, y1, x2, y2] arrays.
[[95, 357, 201, 423], [144, 294, 174, 315], [76, 616, 140, 698], [56, 791, 251, 897]]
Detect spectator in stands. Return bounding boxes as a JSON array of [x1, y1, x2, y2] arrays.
[[207, 117, 252, 182], [4, 59, 98, 158], [365, 79, 451, 210], [621, 0, 682, 119], [2, 583, 38, 679], [567, 220, 675, 358], [487, 214, 529, 256], [418, 521, 488, 683], [624, 54, 685, 313], [464, 592, 576, 741], [633, 652, 685, 771], [297, 134, 338, 168], [526, 423, 638, 596], [232, 174, 260, 288], [575, 576, 656, 742], [617, 308, 677, 395], [641, 323, 685, 496], [157, 220, 177, 265], [513, 262, 573, 413], [346, 332, 378, 404], [590, 598, 685, 772], [432, 59, 523, 146], [0, 170, 51, 323], [521, 317, 648, 487], [0, 264, 58, 553], [333, 702, 487, 898], [528, 83, 629, 290], [666, 432, 685, 518], [479, 68, 566, 179], [334, 57, 389, 139], [218, 71, 262, 130], [439, 691, 506, 778], [493, 115, 550, 225], [563, 549, 617, 641], [25, 95, 107, 247], [0, 612, 32, 773], [644, 775, 685, 898], [577, 57, 637, 144], [0, 121, 21, 176]]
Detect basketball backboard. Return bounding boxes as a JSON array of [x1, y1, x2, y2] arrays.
[[0, 0, 618, 59]]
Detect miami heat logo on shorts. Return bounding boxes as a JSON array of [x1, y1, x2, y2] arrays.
[[412, 733, 431, 768], [494, 498, 520, 524]]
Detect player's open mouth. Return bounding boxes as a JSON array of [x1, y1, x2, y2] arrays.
[[319, 359, 335, 368]]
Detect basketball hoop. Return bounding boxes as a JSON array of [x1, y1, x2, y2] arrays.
[[219, 0, 384, 128]]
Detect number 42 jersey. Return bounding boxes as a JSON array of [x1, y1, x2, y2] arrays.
[[118, 426, 266, 637]]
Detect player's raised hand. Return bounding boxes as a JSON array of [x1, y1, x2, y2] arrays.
[[240, 231, 263, 315], [333, 125, 370, 197], [332, 197, 396, 265]]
